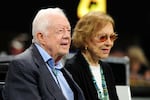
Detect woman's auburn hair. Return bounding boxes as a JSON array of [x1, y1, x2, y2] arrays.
[[72, 11, 115, 49]]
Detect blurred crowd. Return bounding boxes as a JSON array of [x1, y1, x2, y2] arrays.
[[0, 33, 30, 56], [110, 45, 150, 87], [127, 46, 150, 86]]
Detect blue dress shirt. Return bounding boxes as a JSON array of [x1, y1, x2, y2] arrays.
[[35, 43, 74, 100]]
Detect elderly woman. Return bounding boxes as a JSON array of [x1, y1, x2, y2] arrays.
[[65, 11, 119, 100]]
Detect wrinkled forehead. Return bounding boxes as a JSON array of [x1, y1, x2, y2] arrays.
[[49, 15, 71, 28]]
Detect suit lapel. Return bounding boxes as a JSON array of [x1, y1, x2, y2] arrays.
[[61, 68, 85, 100], [31, 44, 66, 99]]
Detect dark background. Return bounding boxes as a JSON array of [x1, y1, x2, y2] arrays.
[[0, 0, 150, 60]]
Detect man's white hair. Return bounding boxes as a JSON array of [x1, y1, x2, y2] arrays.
[[32, 7, 66, 43]]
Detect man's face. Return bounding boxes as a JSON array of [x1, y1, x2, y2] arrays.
[[41, 15, 71, 60]]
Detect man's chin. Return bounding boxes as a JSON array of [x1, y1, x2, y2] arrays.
[[60, 50, 69, 56]]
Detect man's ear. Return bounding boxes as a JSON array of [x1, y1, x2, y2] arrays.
[[36, 33, 45, 44]]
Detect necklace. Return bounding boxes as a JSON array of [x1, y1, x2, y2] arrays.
[[82, 53, 109, 99], [88, 64, 109, 100]]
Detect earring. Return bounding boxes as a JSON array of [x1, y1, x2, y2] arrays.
[[85, 46, 88, 50]]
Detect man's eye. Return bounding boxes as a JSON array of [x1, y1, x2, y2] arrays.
[[59, 29, 64, 32], [67, 29, 71, 32]]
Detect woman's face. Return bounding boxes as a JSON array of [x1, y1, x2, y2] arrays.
[[86, 22, 117, 59]]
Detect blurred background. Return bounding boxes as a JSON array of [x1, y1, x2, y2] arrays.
[[0, 0, 150, 99], [0, 0, 150, 57]]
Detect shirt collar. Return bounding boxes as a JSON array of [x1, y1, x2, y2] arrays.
[[48, 58, 63, 70], [35, 43, 63, 70]]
